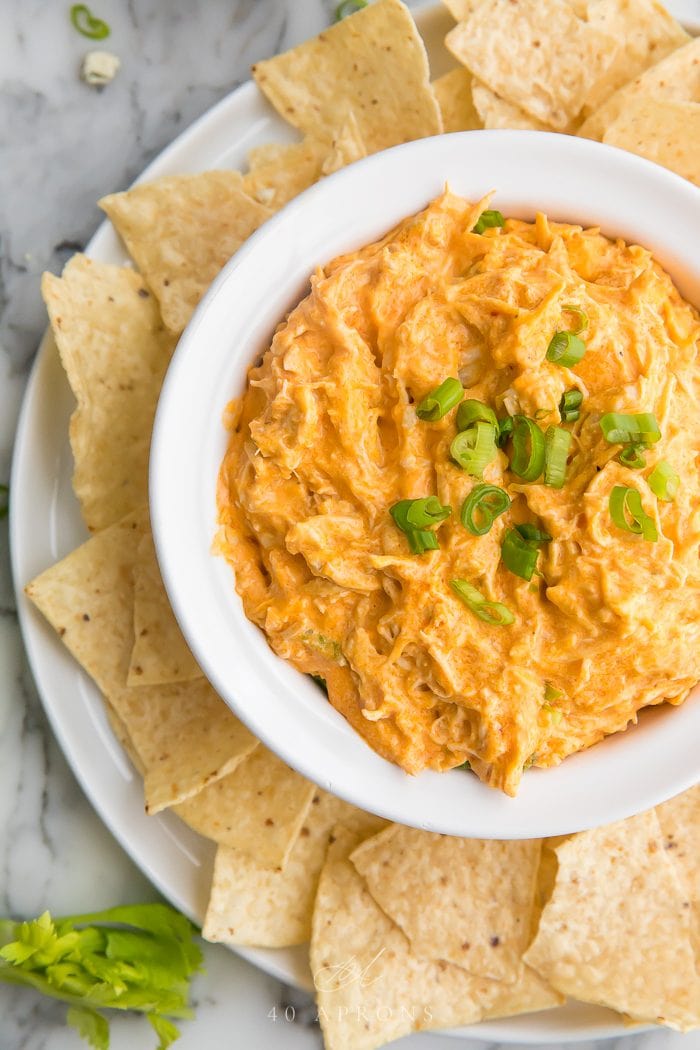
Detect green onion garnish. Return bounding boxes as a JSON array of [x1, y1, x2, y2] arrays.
[[456, 398, 497, 432], [544, 425, 572, 489], [509, 416, 545, 482], [473, 210, 505, 235], [390, 497, 451, 555], [501, 526, 548, 581], [497, 416, 513, 447], [648, 460, 679, 502], [69, 3, 110, 38], [609, 485, 658, 541], [619, 443, 648, 469], [334, 0, 368, 19], [544, 683, 563, 702], [416, 377, 463, 421], [450, 579, 514, 626], [599, 412, 661, 446], [460, 484, 510, 536], [559, 389, 583, 423], [546, 331, 587, 368], [516, 523, 552, 543], [561, 304, 589, 335], [0, 484, 7, 521], [450, 421, 498, 478]]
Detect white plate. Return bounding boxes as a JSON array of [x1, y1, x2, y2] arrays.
[[12, 2, 696, 1041]]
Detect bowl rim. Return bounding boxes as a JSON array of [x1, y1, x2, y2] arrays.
[[151, 130, 700, 839]]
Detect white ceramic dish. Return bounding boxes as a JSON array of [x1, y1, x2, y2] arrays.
[[10, 2, 697, 1042], [152, 129, 700, 842]]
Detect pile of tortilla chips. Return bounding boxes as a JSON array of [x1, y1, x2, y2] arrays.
[[27, 2, 700, 1047]]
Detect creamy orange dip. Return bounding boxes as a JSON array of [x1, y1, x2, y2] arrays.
[[217, 191, 700, 796]]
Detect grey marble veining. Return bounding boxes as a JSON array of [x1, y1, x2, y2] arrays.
[[1, 0, 699, 1047]]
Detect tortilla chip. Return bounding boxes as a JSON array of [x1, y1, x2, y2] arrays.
[[432, 68, 482, 132], [243, 138, 329, 210], [41, 256, 175, 532], [581, 0, 688, 115], [321, 112, 367, 175], [202, 792, 386, 949], [128, 531, 201, 686], [657, 785, 700, 954], [602, 98, 700, 187], [471, 80, 552, 131], [578, 35, 700, 141], [100, 172, 273, 334], [524, 809, 700, 1031], [442, 0, 482, 18], [350, 826, 541, 983], [25, 510, 257, 813], [252, 0, 442, 154], [174, 744, 316, 869], [446, 0, 615, 130]]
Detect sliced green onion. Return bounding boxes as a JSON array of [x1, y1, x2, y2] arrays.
[[390, 497, 451, 555], [0, 484, 7, 521], [473, 210, 505, 235], [544, 425, 572, 489], [599, 412, 661, 446], [70, 4, 110, 38], [509, 416, 545, 482], [609, 486, 658, 541], [461, 484, 510, 536], [450, 579, 514, 626], [407, 529, 440, 554], [648, 460, 679, 502], [497, 416, 513, 447], [561, 304, 589, 335], [456, 398, 497, 431], [544, 683, 563, 702], [334, 0, 367, 19], [546, 331, 587, 367], [559, 389, 583, 423], [416, 377, 463, 421], [619, 443, 648, 469], [501, 528, 540, 581], [450, 421, 497, 478], [516, 523, 551, 543]]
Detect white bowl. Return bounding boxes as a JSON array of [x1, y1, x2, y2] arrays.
[[151, 131, 700, 839]]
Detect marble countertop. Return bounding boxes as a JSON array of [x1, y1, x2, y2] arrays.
[[1, 1, 699, 1048]]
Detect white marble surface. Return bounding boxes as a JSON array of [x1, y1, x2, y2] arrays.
[[1, 1, 700, 1048]]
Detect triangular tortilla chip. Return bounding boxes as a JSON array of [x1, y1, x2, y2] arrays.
[[446, 0, 615, 130], [100, 172, 273, 334], [128, 531, 201, 686], [524, 809, 700, 1031], [41, 256, 175, 531], [174, 744, 316, 869], [578, 35, 700, 140], [242, 138, 329, 210], [252, 0, 442, 154], [471, 80, 552, 131], [432, 68, 482, 132], [25, 510, 257, 813], [656, 784, 700, 952], [350, 826, 542, 983], [602, 98, 700, 187], [202, 792, 385, 949], [581, 0, 688, 115]]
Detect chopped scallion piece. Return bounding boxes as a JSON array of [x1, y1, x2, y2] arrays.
[[70, 3, 110, 38], [516, 523, 551, 544], [334, 0, 367, 19], [544, 683, 563, 702], [497, 416, 513, 447], [609, 485, 658, 541], [648, 460, 679, 502], [599, 412, 661, 446], [561, 303, 589, 335], [450, 421, 498, 478], [390, 497, 451, 555], [416, 377, 463, 421], [546, 331, 587, 367], [456, 398, 497, 432], [559, 389, 583, 423], [461, 484, 510, 536], [619, 443, 648, 469], [509, 416, 545, 482], [473, 209, 505, 235], [544, 425, 572, 489], [501, 528, 541, 581], [450, 579, 514, 626]]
